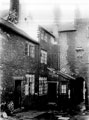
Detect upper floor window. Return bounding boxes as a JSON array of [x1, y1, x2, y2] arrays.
[[44, 33, 47, 42], [25, 42, 35, 58], [40, 29, 48, 42], [40, 30, 44, 40], [30, 44, 35, 58], [41, 50, 47, 64], [25, 42, 29, 56]]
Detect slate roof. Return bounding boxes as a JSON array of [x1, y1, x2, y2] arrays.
[[59, 22, 76, 32], [47, 67, 75, 80], [0, 18, 39, 45]]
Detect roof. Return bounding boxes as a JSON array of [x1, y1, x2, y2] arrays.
[[43, 22, 76, 34], [59, 22, 76, 32], [47, 67, 75, 80], [0, 18, 39, 45], [39, 25, 55, 38], [58, 71, 75, 80]]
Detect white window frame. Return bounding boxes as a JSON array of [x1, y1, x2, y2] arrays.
[[30, 43, 35, 58], [41, 50, 47, 64], [39, 77, 48, 96], [25, 42, 35, 58], [25, 74, 35, 95], [61, 84, 67, 94]]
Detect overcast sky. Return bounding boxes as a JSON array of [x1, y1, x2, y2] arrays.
[[0, 0, 89, 25]]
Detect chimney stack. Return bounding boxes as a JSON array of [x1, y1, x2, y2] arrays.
[[7, 0, 19, 24]]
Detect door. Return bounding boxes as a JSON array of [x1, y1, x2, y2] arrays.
[[48, 83, 57, 102], [14, 80, 21, 108], [70, 77, 84, 108]]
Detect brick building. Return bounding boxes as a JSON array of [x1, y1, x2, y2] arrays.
[[0, 18, 61, 110], [0, 18, 39, 109], [38, 26, 59, 105], [58, 19, 89, 109]]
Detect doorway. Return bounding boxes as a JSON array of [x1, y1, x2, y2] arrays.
[[14, 80, 21, 108], [48, 82, 57, 103], [70, 77, 84, 106]]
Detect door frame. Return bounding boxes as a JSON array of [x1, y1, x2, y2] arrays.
[[48, 81, 58, 103]]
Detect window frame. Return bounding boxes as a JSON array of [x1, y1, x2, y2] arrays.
[[41, 50, 47, 64], [25, 42, 35, 58], [39, 77, 48, 96], [25, 74, 35, 95], [61, 84, 67, 94]]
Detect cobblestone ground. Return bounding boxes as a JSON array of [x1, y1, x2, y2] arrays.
[[1, 109, 89, 120], [14, 111, 46, 120]]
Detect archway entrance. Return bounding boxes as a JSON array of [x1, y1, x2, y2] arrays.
[[70, 77, 85, 108]]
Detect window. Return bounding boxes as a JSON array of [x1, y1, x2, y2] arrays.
[[44, 33, 47, 42], [40, 29, 48, 42], [25, 42, 29, 56], [25, 42, 35, 58], [61, 85, 66, 94], [39, 77, 48, 96], [41, 50, 47, 64], [30, 44, 35, 58], [40, 30, 44, 40], [25, 74, 35, 95], [30, 75, 35, 95]]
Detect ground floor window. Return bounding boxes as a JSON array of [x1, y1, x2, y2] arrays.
[[61, 84, 67, 94], [39, 77, 48, 96], [25, 74, 35, 95]]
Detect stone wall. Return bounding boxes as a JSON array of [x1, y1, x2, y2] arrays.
[[0, 26, 39, 104]]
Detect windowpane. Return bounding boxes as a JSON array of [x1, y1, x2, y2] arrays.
[[44, 33, 47, 42], [39, 77, 48, 96], [41, 50, 47, 64], [40, 30, 44, 40], [30, 44, 35, 58], [25, 74, 35, 95], [61, 85, 66, 94], [25, 43, 29, 56], [25, 42, 35, 58]]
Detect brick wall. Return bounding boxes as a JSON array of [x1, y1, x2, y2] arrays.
[[0, 26, 39, 104]]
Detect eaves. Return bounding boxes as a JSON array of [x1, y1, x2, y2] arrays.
[[0, 18, 39, 45]]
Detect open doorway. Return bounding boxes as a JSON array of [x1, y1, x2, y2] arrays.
[[48, 82, 57, 103], [70, 77, 85, 107], [14, 80, 21, 109]]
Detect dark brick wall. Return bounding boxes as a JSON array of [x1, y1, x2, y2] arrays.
[[0, 27, 39, 103], [39, 27, 59, 72]]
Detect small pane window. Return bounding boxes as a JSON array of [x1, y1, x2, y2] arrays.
[[30, 44, 35, 58], [61, 85, 66, 94], [39, 77, 48, 96], [25, 74, 35, 95], [41, 50, 47, 64], [25, 42, 35, 58], [25, 42, 29, 56]]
